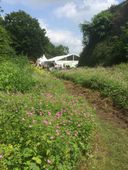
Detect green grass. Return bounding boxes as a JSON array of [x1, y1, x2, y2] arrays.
[[0, 64, 94, 169], [89, 118, 128, 170], [74, 118, 128, 170], [53, 64, 128, 109]]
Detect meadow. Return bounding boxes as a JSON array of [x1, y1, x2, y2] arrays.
[[0, 57, 94, 170], [54, 64, 128, 110]]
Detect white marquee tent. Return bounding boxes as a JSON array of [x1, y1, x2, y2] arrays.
[[36, 53, 80, 68]]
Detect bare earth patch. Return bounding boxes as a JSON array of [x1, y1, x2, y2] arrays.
[[64, 81, 128, 128]]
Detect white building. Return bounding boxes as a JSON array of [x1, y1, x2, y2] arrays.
[[36, 55, 48, 66], [36, 54, 80, 68], [48, 54, 80, 68]]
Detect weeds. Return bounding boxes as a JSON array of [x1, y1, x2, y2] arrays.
[[54, 64, 128, 109]]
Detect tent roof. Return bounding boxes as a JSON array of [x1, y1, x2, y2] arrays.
[[41, 55, 48, 61], [38, 55, 48, 62], [48, 53, 80, 62]]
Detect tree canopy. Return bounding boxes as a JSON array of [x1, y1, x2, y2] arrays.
[[79, 1, 128, 67], [4, 10, 49, 60], [81, 11, 113, 46], [46, 43, 69, 58], [0, 24, 15, 57]]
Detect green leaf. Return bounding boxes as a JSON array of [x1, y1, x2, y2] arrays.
[[32, 156, 42, 165], [29, 162, 40, 170]]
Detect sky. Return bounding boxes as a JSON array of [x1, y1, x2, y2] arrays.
[[1, 0, 124, 54]]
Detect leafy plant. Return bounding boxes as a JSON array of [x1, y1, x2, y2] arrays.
[[0, 67, 94, 169], [0, 56, 35, 92]]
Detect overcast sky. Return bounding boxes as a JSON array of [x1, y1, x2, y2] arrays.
[[1, 0, 124, 54]]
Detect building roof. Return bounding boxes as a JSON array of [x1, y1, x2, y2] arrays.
[[48, 53, 80, 62], [40, 55, 48, 61]]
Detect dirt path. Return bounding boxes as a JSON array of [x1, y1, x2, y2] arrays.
[[64, 81, 128, 128], [63, 80, 128, 170]]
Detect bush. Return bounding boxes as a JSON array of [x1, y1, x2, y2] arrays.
[[0, 25, 15, 56], [0, 56, 35, 92], [54, 64, 128, 109]]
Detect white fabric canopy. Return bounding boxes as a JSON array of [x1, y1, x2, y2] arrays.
[[48, 54, 79, 62]]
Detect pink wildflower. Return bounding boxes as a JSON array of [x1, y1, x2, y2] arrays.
[[27, 111, 33, 116], [56, 125, 60, 129], [74, 131, 78, 137], [77, 124, 81, 127], [0, 154, 3, 159], [55, 111, 62, 118], [40, 112, 43, 116], [43, 120, 49, 125], [48, 111, 51, 116], [66, 131, 70, 136], [56, 129, 60, 136], [47, 159, 52, 164]]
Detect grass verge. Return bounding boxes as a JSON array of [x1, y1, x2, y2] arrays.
[[89, 118, 128, 170], [53, 64, 128, 109]]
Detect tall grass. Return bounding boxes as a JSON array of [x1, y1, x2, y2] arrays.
[[54, 64, 128, 109], [0, 55, 35, 93]]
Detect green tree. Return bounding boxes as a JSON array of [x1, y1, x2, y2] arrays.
[[0, 25, 15, 56], [79, 11, 114, 66], [46, 42, 69, 58], [79, 1, 128, 67], [81, 11, 113, 46], [4, 10, 49, 60], [0, 3, 4, 25], [53, 45, 69, 55]]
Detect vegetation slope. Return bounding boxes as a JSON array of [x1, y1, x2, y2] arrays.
[[54, 64, 128, 110], [0, 61, 94, 169], [79, 0, 128, 66]]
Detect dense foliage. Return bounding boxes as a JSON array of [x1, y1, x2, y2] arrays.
[[0, 2, 69, 61], [46, 43, 69, 59], [54, 64, 128, 109], [4, 11, 49, 60], [0, 56, 35, 92], [0, 68, 94, 169], [79, 1, 128, 66], [0, 25, 15, 56]]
